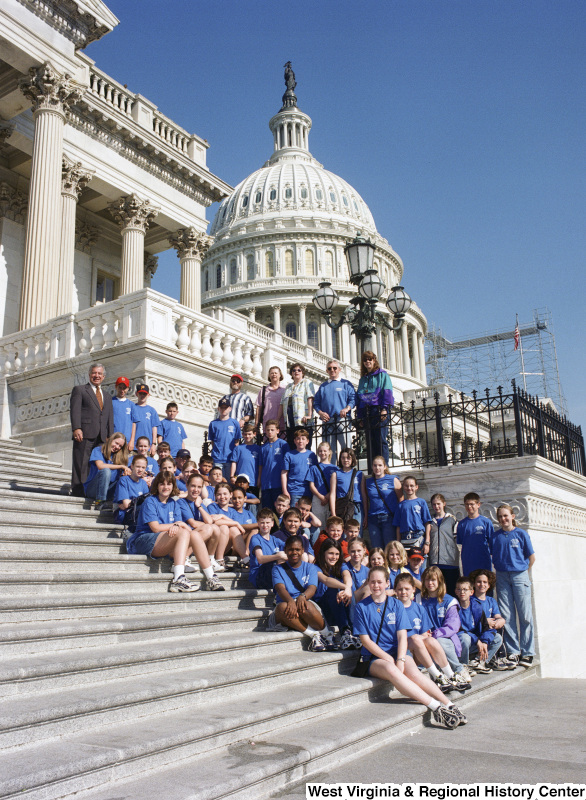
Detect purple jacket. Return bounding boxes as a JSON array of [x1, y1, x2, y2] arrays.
[[430, 600, 462, 657]]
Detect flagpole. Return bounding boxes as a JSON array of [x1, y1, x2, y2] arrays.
[[516, 313, 528, 393]]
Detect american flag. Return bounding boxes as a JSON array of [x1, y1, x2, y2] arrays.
[[514, 320, 520, 351]]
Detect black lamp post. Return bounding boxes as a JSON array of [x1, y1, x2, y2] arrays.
[[312, 233, 412, 353]]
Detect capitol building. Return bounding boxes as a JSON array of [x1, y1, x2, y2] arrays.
[[201, 78, 428, 393]]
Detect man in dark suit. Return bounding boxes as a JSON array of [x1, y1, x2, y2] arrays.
[[70, 363, 114, 496]]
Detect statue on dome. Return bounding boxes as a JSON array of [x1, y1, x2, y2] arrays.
[[281, 61, 298, 110]]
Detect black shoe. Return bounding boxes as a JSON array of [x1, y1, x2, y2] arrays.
[[519, 655, 533, 667]]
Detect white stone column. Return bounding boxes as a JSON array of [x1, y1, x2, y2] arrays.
[[109, 195, 159, 295], [349, 330, 358, 367], [418, 333, 427, 383], [57, 157, 94, 316], [169, 227, 213, 311], [144, 254, 158, 288], [19, 63, 83, 329], [387, 328, 396, 373], [299, 304, 307, 345], [340, 322, 352, 367], [401, 322, 411, 376], [324, 322, 333, 358], [273, 304, 281, 334], [411, 327, 421, 381]]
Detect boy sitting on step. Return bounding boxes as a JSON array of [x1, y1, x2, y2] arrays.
[[454, 575, 504, 675]]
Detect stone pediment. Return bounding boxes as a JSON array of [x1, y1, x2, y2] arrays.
[[17, 0, 119, 48]]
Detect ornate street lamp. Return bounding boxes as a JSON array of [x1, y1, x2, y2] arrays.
[[312, 232, 412, 352]]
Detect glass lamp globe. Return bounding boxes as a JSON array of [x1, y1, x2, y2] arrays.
[[344, 233, 375, 284], [313, 281, 339, 312], [386, 285, 412, 316], [358, 270, 385, 301]]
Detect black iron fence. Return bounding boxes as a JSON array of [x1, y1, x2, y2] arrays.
[[202, 381, 585, 476]]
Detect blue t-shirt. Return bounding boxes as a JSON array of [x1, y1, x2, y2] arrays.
[[393, 498, 432, 533], [260, 439, 290, 491], [341, 562, 369, 591], [283, 449, 317, 496], [176, 498, 204, 523], [114, 474, 149, 504], [157, 419, 187, 456], [175, 478, 187, 492], [471, 594, 501, 619], [112, 397, 133, 440], [458, 604, 476, 634], [334, 468, 363, 503], [208, 418, 240, 463], [421, 594, 458, 631], [205, 485, 216, 503], [489, 527, 534, 572], [206, 502, 236, 519], [131, 404, 160, 445], [365, 475, 399, 517], [83, 446, 113, 491], [307, 463, 336, 495], [272, 561, 319, 602], [353, 596, 410, 658], [401, 601, 432, 637], [456, 515, 494, 575], [229, 507, 256, 526], [230, 443, 261, 485], [249, 533, 284, 585], [128, 454, 160, 477], [273, 528, 314, 556], [127, 493, 177, 548]]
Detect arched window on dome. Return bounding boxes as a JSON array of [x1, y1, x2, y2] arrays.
[[255, 191, 262, 204], [300, 186, 308, 200], [216, 264, 222, 289], [324, 251, 334, 277], [269, 188, 277, 201], [242, 195, 248, 208], [246, 254, 255, 281], [285, 187, 292, 200], [285, 321, 297, 340], [304, 249, 314, 276], [353, 199, 359, 212], [204, 269, 209, 292], [230, 259, 237, 284], [285, 250, 294, 276], [265, 251, 275, 278], [342, 195, 349, 207], [329, 190, 336, 203], [307, 322, 319, 350], [315, 188, 323, 201]]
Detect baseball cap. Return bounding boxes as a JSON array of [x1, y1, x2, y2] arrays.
[[135, 383, 149, 394], [408, 549, 425, 562], [230, 374, 243, 382], [218, 395, 231, 407], [115, 377, 130, 387], [176, 449, 191, 459]]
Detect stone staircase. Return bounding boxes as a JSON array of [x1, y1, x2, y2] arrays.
[[0, 439, 537, 800]]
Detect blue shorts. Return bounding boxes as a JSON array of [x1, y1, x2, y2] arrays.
[[125, 530, 162, 558], [361, 647, 398, 675]]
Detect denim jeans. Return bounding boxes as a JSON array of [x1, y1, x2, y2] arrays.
[[496, 570, 535, 656], [322, 417, 352, 462], [260, 487, 281, 511], [437, 637, 464, 674], [458, 631, 503, 664], [84, 468, 117, 502], [367, 513, 395, 549], [317, 588, 351, 631]]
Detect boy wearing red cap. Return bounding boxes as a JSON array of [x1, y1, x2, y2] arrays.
[[129, 384, 160, 456], [112, 377, 133, 441]]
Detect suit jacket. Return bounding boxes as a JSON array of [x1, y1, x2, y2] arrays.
[[70, 383, 114, 442]]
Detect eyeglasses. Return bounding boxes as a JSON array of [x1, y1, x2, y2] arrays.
[[326, 366, 339, 371]]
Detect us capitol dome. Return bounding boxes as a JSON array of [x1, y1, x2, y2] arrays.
[[201, 65, 427, 392]]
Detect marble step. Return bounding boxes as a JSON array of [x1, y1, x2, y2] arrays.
[[0, 646, 356, 749], [0, 587, 273, 623], [0, 669, 378, 800], [0, 489, 103, 516], [0, 607, 269, 656]]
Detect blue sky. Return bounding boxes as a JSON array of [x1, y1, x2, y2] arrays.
[[87, 0, 586, 428]]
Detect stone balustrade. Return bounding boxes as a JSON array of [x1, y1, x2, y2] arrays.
[[152, 111, 190, 156], [87, 68, 134, 117]]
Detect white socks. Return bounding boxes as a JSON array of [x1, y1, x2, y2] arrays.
[[304, 625, 317, 638], [203, 566, 214, 580], [428, 664, 441, 679], [441, 664, 455, 678], [172, 564, 184, 580]]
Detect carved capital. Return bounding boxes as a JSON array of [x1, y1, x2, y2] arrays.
[[75, 221, 99, 252], [108, 194, 159, 233], [168, 227, 213, 260], [0, 122, 14, 150], [144, 254, 158, 286], [0, 182, 28, 222], [62, 156, 94, 200], [19, 63, 84, 116]]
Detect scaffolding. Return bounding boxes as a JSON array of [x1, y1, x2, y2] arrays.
[[425, 307, 567, 415]]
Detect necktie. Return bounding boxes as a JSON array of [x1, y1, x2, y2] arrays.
[[96, 386, 104, 411]]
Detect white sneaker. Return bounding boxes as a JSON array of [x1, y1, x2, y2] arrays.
[[183, 561, 197, 574], [169, 575, 199, 593], [210, 557, 225, 573]]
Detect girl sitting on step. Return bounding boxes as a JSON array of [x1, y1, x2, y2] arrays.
[[84, 432, 130, 510], [125, 470, 221, 593]]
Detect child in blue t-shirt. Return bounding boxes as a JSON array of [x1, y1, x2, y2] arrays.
[[84, 433, 130, 508], [307, 441, 336, 529], [340, 538, 369, 638], [456, 572, 505, 673], [229, 424, 261, 489], [112, 377, 133, 441], [157, 402, 187, 457], [329, 447, 363, 528], [273, 508, 315, 561], [249, 507, 287, 590], [456, 492, 494, 576], [281, 428, 317, 506], [113, 453, 149, 525], [393, 476, 432, 552], [208, 399, 240, 479], [258, 419, 289, 511], [296, 496, 320, 545], [129, 436, 160, 486], [129, 384, 159, 455], [234, 475, 260, 520], [490, 504, 536, 667]]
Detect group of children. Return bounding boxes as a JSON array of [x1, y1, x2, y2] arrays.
[[85, 380, 537, 729]]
